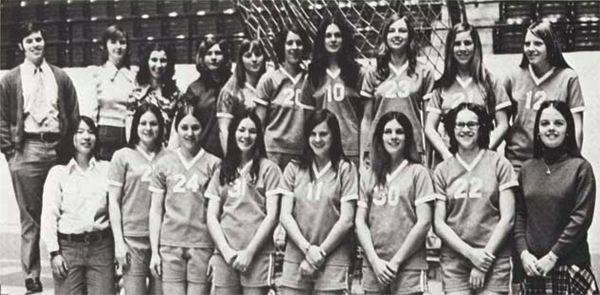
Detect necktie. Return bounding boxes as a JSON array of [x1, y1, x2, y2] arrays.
[[29, 67, 51, 123]]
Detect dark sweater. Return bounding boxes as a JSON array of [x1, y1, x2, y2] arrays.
[[514, 154, 596, 267]]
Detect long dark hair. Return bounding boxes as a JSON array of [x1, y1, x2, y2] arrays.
[[519, 21, 571, 69], [300, 110, 347, 181], [371, 111, 421, 186], [220, 112, 266, 185], [274, 24, 310, 64], [195, 37, 232, 88], [443, 102, 493, 154], [435, 23, 497, 115], [532, 100, 580, 159], [100, 24, 130, 68], [73, 116, 100, 159], [234, 39, 267, 89], [309, 14, 360, 89], [136, 43, 177, 98], [376, 14, 418, 79], [127, 103, 165, 152]]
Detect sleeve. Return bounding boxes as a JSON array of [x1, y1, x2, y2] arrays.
[[107, 150, 126, 188], [432, 165, 447, 201], [359, 67, 377, 98], [513, 171, 528, 255], [358, 169, 372, 209], [550, 161, 596, 258], [567, 73, 585, 113], [254, 73, 272, 107], [420, 64, 436, 102], [216, 80, 235, 119], [299, 77, 317, 110], [491, 73, 512, 112], [64, 72, 81, 138], [263, 161, 283, 198], [41, 166, 63, 253], [205, 169, 222, 201], [340, 161, 359, 202], [425, 88, 443, 115], [0, 75, 13, 155], [280, 162, 297, 198], [496, 154, 518, 191], [148, 159, 166, 194], [413, 165, 437, 206]]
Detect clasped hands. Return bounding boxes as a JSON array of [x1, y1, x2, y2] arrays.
[[300, 245, 327, 277], [521, 250, 558, 278]]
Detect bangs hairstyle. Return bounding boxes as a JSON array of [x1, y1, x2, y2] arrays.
[[195, 37, 233, 87], [127, 103, 165, 152], [371, 111, 421, 186], [443, 102, 493, 154], [100, 24, 130, 68], [435, 22, 496, 115], [74, 116, 100, 159], [274, 24, 310, 64], [173, 103, 205, 133], [532, 100, 580, 159], [235, 39, 267, 89], [376, 14, 418, 79], [519, 21, 571, 69], [309, 13, 360, 88], [136, 43, 178, 98], [300, 109, 347, 181], [220, 112, 267, 186], [17, 22, 43, 46]]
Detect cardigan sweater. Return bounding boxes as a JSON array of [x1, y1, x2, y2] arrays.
[[0, 63, 79, 164]]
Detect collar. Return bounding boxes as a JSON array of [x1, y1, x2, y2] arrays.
[[238, 160, 254, 175], [312, 161, 332, 180], [456, 149, 485, 172], [104, 61, 134, 82], [280, 67, 304, 85], [67, 157, 98, 174], [386, 160, 408, 183], [456, 75, 473, 88], [389, 62, 408, 77], [528, 64, 555, 86], [136, 146, 156, 162], [22, 58, 50, 75], [326, 68, 341, 79], [244, 82, 258, 93], [176, 148, 205, 170]]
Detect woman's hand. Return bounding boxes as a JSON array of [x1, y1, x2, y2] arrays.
[[536, 252, 558, 277], [372, 258, 396, 286], [114, 240, 130, 271], [469, 267, 486, 290], [232, 249, 254, 273], [222, 247, 238, 266], [299, 260, 317, 277], [305, 245, 325, 268], [468, 248, 495, 271], [51, 254, 69, 279], [149, 253, 162, 278], [521, 250, 542, 277]]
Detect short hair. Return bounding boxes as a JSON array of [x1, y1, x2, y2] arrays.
[[234, 39, 267, 89], [100, 24, 130, 68], [443, 102, 493, 154], [136, 43, 177, 97], [274, 24, 310, 64], [195, 37, 232, 87], [300, 109, 347, 181], [73, 115, 100, 159], [220, 111, 267, 186], [519, 21, 571, 69], [532, 100, 580, 158], [127, 103, 165, 152], [371, 111, 421, 186], [377, 14, 418, 78], [17, 22, 43, 46]]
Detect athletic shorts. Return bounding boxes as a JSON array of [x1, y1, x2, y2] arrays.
[[280, 260, 350, 292], [212, 253, 276, 288], [361, 264, 428, 295], [123, 236, 151, 277], [159, 246, 213, 283], [440, 252, 511, 293]]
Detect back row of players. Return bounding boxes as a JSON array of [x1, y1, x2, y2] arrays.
[[37, 12, 595, 295]]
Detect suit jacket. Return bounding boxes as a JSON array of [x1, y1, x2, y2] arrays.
[[0, 62, 79, 164]]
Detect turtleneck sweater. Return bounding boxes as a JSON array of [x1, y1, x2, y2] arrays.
[[514, 148, 596, 267]]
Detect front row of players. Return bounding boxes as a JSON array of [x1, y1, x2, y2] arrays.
[[41, 100, 597, 295]]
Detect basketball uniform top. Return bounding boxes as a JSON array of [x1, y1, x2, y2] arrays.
[[217, 75, 259, 119]]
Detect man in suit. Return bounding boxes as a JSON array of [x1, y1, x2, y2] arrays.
[[0, 22, 79, 293]]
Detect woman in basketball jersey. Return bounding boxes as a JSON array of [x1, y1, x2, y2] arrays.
[[425, 23, 510, 168], [217, 39, 267, 153], [254, 24, 311, 170], [433, 103, 517, 294], [300, 14, 364, 166], [279, 110, 358, 294], [148, 104, 221, 295], [356, 111, 435, 295], [504, 21, 584, 173], [108, 104, 166, 295], [206, 111, 282, 295], [360, 14, 436, 166]]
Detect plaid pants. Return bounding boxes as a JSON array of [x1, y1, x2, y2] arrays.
[[523, 265, 599, 295]]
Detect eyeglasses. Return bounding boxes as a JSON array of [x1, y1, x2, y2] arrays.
[[455, 121, 479, 129]]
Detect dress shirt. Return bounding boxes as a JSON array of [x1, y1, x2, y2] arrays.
[[21, 58, 60, 133], [41, 158, 110, 252]]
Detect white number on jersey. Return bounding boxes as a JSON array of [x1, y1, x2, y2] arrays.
[[306, 181, 323, 201], [326, 83, 346, 103], [173, 173, 200, 193], [452, 177, 483, 199], [524, 90, 548, 110], [372, 186, 401, 206], [280, 88, 302, 106], [384, 81, 410, 98], [141, 166, 153, 183]]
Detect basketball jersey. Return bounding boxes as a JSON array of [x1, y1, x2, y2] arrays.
[[205, 159, 282, 253], [255, 67, 310, 155], [432, 149, 517, 256], [300, 68, 364, 157], [504, 66, 585, 169], [108, 147, 165, 237], [361, 61, 435, 154], [280, 160, 358, 266], [359, 161, 435, 269], [149, 148, 221, 248], [217, 76, 259, 120]]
